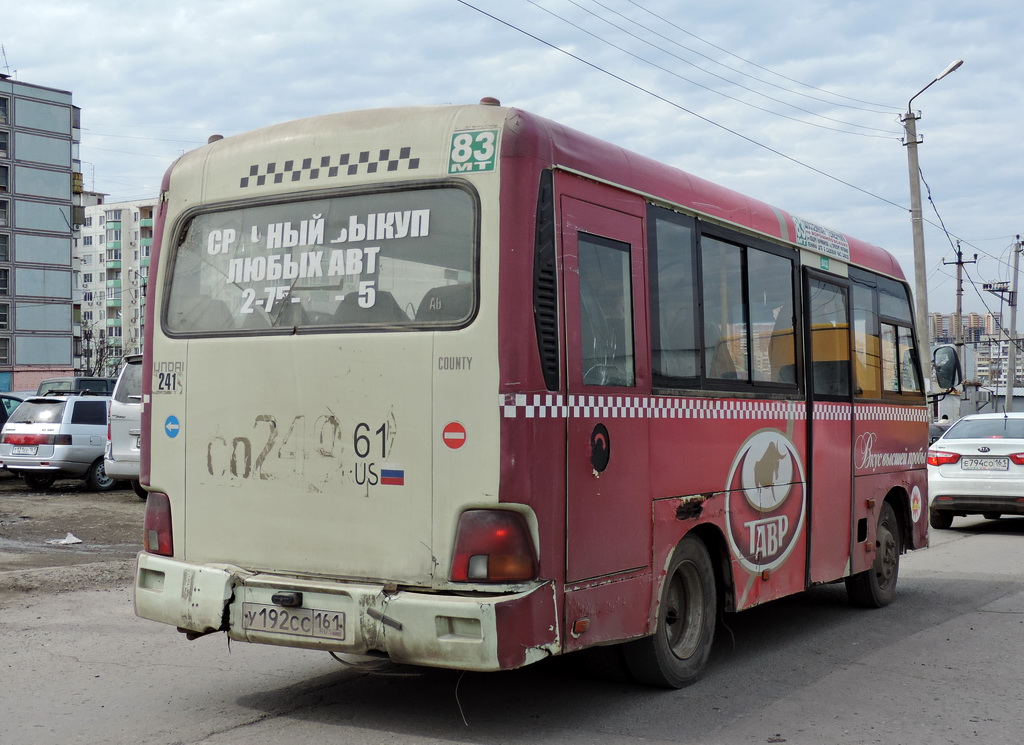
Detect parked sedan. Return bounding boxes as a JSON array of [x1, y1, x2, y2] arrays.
[[927, 412, 1024, 529]]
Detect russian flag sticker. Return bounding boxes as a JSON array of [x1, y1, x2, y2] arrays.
[[380, 465, 405, 486]]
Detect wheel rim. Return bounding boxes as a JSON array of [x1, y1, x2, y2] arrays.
[[94, 465, 114, 488], [876, 521, 898, 590], [663, 560, 706, 660]]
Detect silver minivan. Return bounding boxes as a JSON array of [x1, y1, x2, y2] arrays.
[[105, 355, 145, 498], [0, 394, 116, 490]]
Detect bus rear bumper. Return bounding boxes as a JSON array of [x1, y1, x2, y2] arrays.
[[134, 553, 560, 672]]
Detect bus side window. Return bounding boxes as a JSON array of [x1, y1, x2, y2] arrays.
[[649, 209, 698, 384], [851, 279, 882, 398], [702, 237, 747, 380], [748, 248, 795, 384], [578, 233, 635, 387], [881, 323, 900, 392], [808, 279, 851, 397]]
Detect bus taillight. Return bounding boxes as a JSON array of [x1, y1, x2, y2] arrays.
[[450, 510, 538, 582], [143, 492, 174, 556]]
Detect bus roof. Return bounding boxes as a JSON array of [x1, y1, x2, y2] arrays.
[[162, 101, 906, 282], [501, 106, 905, 281]]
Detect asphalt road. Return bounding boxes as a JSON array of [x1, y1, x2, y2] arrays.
[[1, 479, 1022, 744]]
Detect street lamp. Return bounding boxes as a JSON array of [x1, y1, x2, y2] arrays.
[[903, 58, 963, 365]]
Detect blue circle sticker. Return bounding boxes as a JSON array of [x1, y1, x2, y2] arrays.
[[164, 415, 181, 439]]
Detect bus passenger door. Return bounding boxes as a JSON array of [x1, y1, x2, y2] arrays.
[[560, 190, 651, 584], [804, 273, 855, 584]]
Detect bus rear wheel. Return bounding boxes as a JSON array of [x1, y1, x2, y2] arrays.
[[846, 501, 901, 608], [622, 534, 716, 688]]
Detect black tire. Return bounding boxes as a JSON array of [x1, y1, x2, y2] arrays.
[[131, 480, 148, 499], [23, 473, 57, 490], [622, 534, 716, 688], [84, 459, 117, 492], [847, 501, 901, 608], [930, 510, 954, 530]]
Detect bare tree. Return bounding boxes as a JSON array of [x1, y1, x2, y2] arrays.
[[79, 321, 119, 377]]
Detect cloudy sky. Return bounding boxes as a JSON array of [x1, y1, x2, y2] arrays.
[[5, 0, 1021, 315]]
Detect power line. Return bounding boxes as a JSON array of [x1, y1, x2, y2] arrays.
[[456, 0, 908, 210], [624, 0, 897, 111], [526, 0, 898, 137], [587, 0, 899, 116]]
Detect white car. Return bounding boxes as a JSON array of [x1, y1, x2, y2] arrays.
[[105, 354, 145, 498], [0, 393, 116, 491], [927, 412, 1024, 529]]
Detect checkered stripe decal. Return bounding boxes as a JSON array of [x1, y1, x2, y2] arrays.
[[240, 147, 420, 188], [500, 394, 929, 423], [855, 405, 931, 423]]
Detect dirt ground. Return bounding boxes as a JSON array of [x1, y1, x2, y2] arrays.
[[0, 471, 144, 603]]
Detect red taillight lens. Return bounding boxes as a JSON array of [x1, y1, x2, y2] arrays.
[[1010, 453, 1024, 465], [2, 433, 72, 446], [450, 510, 538, 582], [143, 492, 173, 556], [927, 450, 961, 466]]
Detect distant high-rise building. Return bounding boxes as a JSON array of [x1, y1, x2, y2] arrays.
[[73, 198, 153, 375], [927, 311, 1000, 346], [0, 73, 82, 391]]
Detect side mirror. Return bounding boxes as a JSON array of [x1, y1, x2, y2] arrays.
[[933, 345, 962, 391]]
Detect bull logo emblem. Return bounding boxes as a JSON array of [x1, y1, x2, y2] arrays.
[[726, 428, 807, 573], [755, 440, 789, 490], [745, 436, 793, 512]]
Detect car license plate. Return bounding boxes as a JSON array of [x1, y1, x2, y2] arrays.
[[960, 457, 1009, 471], [11, 446, 37, 456], [241, 602, 345, 640]]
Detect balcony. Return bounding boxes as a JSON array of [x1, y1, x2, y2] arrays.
[[140, 218, 154, 228], [107, 241, 122, 250], [106, 260, 121, 270], [106, 279, 122, 289], [107, 317, 122, 327], [140, 237, 152, 247], [106, 297, 121, 308]]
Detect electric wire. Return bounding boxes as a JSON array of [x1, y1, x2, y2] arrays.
[[526, 0, 898, 137], [456, 0, 908, 210], [623, 0, 897, 110], [583, 0, 900, 117]]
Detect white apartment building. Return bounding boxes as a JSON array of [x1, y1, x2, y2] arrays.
[[74, 198, 154, 375]]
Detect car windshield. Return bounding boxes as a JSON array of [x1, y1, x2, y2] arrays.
[[9, 401, 65, 425], [943, 417, 1024, 439]]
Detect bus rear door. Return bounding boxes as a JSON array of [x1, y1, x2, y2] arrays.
[[557, 177, 653, 647]]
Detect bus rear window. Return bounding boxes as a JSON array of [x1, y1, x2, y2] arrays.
[[164, 186, 476, 334]]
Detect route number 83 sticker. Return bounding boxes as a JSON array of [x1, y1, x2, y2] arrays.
[[448, 129, 499, 174]]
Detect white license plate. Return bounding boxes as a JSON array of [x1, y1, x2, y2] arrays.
[[961, 457, 1009, 471], [241, 602, 345, 640], [11, 446, 37, 455]]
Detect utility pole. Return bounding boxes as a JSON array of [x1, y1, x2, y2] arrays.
[[903, 59, 963, 370], [943, 242, 977, 363], [1007, 236, 1022, 412]]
